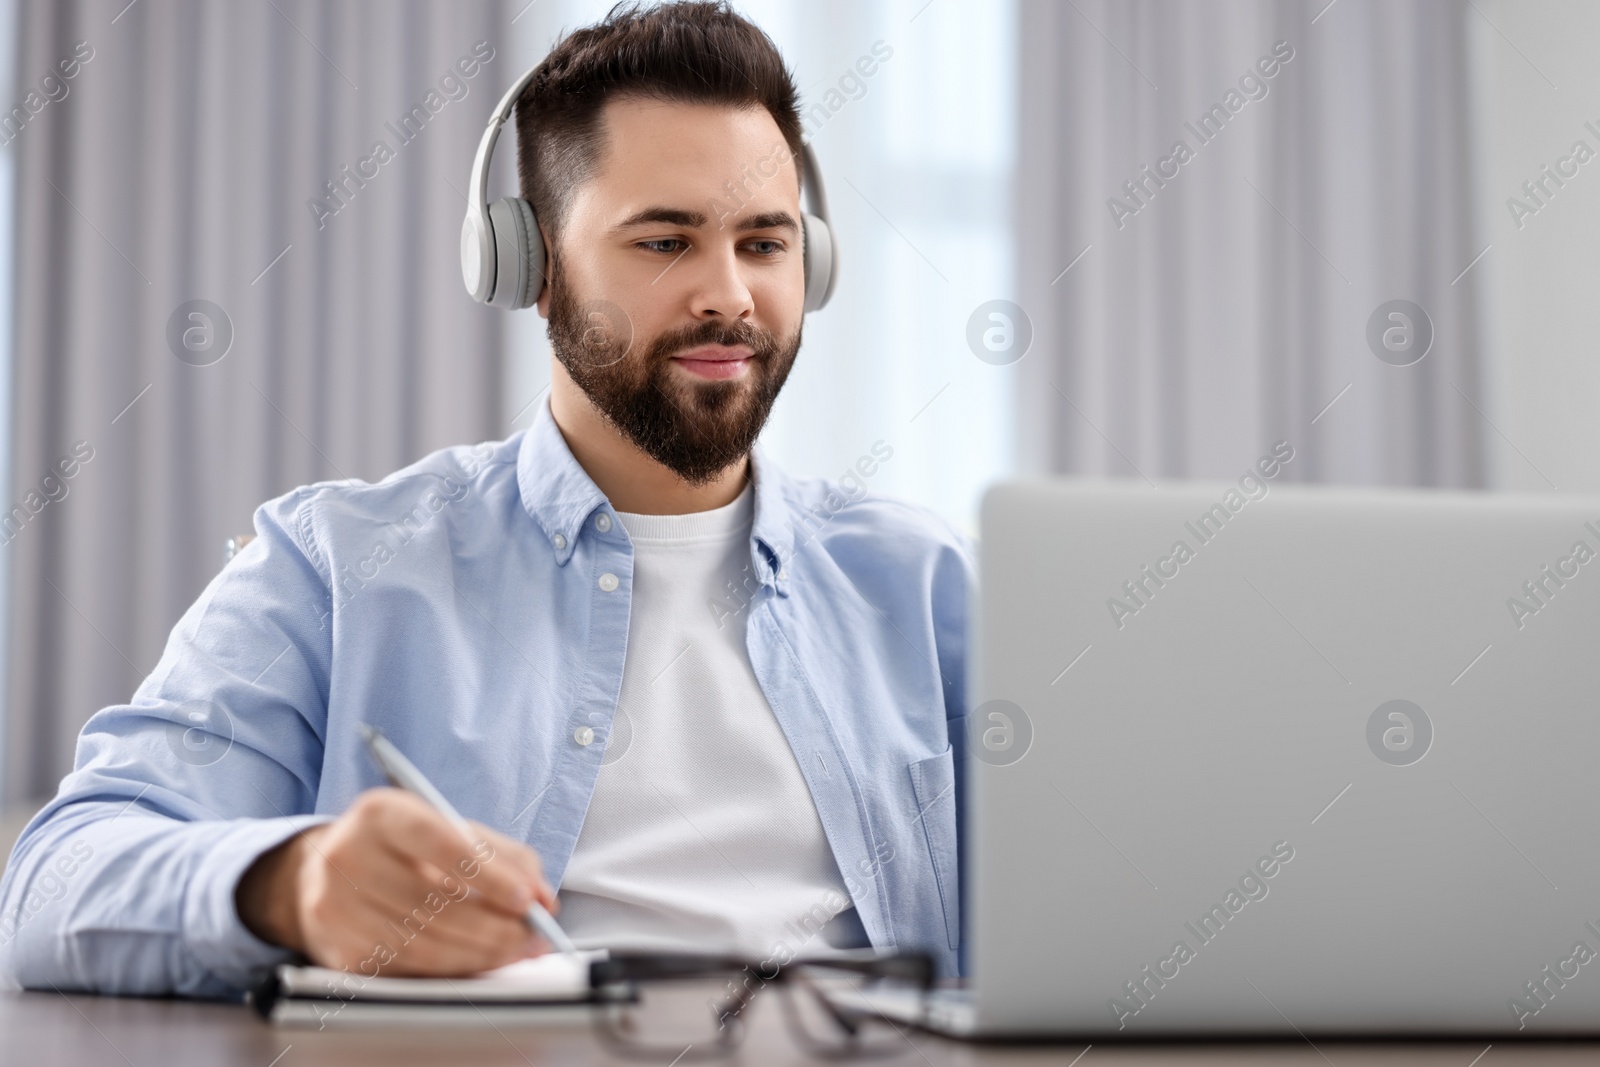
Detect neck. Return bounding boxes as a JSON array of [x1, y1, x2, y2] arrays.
[[548, 359, 750, 515]]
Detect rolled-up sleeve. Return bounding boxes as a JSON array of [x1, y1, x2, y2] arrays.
[[0, 485, 336, 997]]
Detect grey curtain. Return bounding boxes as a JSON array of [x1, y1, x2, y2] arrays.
[[5, 0, 510, 802], [1016, 0, 1486, 487]]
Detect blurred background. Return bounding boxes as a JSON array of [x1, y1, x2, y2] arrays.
[[0, 0, 1592, 821]]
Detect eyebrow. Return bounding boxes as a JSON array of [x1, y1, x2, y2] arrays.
[[613, 207, 707, 230], [734, 211, 799, 234], [611, 207, 800, 234]]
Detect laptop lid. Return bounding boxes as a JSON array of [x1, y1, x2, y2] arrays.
[[970, 478, 1600, 1037]]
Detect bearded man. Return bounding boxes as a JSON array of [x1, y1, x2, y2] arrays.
[[0, 1, 971, 997]]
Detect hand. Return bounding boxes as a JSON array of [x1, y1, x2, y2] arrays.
[[236, 787, 558, 977]]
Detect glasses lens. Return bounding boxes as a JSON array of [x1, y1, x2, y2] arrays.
[[596, 974, 752, 1060], [782, 978, 923, 1059]]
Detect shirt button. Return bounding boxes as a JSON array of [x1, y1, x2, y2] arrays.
[[595, 513, 612, 533], [598, 572, 619, 592], [574, 726, 595, 746], [553, 533, 567, 550]]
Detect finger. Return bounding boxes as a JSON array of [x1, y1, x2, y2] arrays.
[[307, 881, 537, 975], [362, 791, 533, 914], [339, 847, 468, 920], [467, 821, 556, 908], [367, 853, 542, 958], [380, 914, 536, 977], [405, 896, 543, 958]]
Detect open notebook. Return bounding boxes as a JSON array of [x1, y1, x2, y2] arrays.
[[251, 949, 621, 1027]]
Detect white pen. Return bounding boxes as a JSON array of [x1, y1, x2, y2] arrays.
[[358, 723, 578, 955]]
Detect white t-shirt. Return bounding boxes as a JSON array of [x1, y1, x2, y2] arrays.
[[557, 482, 864, 957]]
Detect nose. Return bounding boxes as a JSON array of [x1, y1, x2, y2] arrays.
[[685, 242, 754, 322]]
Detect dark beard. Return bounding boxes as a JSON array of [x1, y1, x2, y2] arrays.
[[546, 266, 802, 486]]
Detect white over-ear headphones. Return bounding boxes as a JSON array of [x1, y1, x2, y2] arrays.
[[461, 65, 839, 312]]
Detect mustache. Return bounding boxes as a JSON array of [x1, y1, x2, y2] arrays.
[[648, 318, 777, 362]]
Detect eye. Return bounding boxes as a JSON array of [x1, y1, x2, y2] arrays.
[[745, 239, 784, 256], [638, 238, 686, 255]]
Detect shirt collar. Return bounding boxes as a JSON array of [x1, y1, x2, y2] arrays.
[[748, 444, 796, 595], [517, 397, 796, 595]]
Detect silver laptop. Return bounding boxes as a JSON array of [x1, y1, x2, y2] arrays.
[[868, 478, 1600, 1038]]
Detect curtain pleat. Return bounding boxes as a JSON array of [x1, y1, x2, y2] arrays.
[[1017, 0, 1486, 489], [5, 0, 509, 802]]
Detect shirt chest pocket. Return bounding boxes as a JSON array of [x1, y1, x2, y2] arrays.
[[907, 745, 959, 951]]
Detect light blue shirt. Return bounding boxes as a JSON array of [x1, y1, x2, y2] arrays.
[[0, 400, 973, 997]]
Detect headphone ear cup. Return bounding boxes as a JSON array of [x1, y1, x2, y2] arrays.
[[487, 197, 545, 309], [801, 212, 837, 312]]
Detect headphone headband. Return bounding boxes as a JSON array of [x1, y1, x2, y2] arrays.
[[461, 64, 838, 312]]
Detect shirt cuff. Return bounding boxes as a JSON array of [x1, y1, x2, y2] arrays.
[[182, 814, 334, 993]]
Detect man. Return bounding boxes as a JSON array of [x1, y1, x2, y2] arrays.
[[0, 1, 970, 997]]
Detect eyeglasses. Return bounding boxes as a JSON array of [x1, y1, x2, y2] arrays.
[[588, 949, 936, 1061]]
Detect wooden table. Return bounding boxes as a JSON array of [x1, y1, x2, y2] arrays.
[[3, 987, 1599, 1066]]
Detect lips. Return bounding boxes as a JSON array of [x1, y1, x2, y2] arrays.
[[671, 343, 754, 381]]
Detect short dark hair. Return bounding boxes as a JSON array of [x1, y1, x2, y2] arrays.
[[514, 1, 803, 249]]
